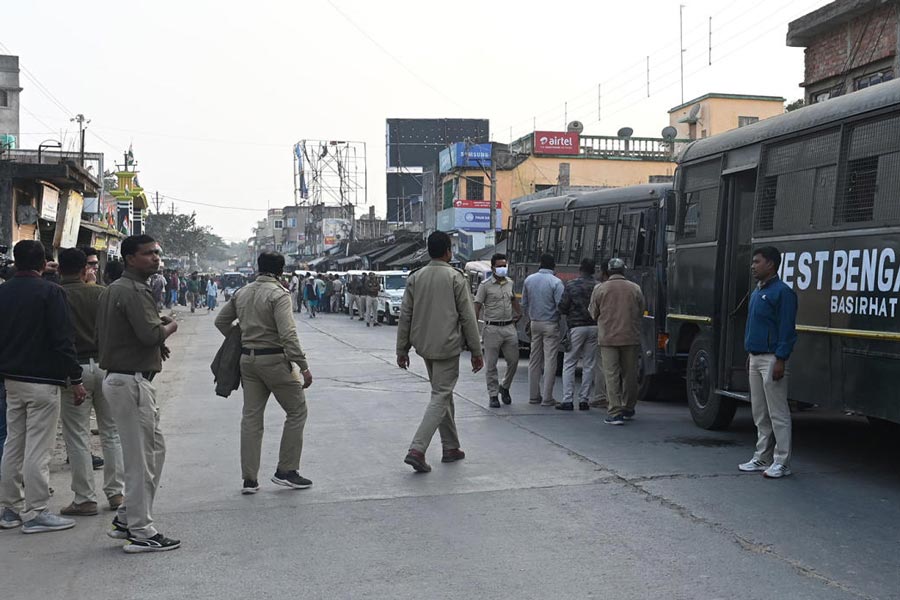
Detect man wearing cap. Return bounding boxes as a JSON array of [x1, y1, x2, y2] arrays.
[[589, 258, 645, 426]]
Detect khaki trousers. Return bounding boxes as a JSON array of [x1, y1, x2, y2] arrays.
[[240, 353, 308, 479], [528, 320, 560, 403], [483, 324, 519, 397], [0, 381, 60, 522], [748, 354, 792, 467], [600, 345, 640, 417], [410, 356, 460, 454], [104, 373, 166, 540], [365, 296, 379, 325], [562, 326, 597, 403], [60, 360, 124, 504], [592, 345, 608, 403]]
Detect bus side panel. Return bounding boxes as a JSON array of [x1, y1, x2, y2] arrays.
[[667, 247, 717, 321]]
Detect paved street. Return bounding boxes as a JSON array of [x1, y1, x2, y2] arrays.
[[2, 307, 899, 600]]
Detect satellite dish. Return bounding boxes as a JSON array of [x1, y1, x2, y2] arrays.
[[661, 126, 678, 141], [617, 127, 634, 138], [688, 104, 702, 120], [567, 120, 584, 133]]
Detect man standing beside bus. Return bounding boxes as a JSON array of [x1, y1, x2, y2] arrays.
[[558, 258, 597, 411], [474, 253, 522, 408], [521, 254, 564, 406], [740, 246, 798, 479]]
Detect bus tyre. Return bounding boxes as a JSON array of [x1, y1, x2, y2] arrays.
[[686, 335, 736, 430]]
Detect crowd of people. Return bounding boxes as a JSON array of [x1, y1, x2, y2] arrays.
[[157, 270, 220, 313], [287, 271, 384, 328]]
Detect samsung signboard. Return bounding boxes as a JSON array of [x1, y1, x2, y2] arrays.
[[438, 142, 492, 173]]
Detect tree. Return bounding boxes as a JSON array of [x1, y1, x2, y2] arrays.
[[786, 98, 805, 112], [144, 211, 210, 267]]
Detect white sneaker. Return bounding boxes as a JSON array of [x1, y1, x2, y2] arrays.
[[738, 459, 769, 472], [763, 463, 792, 479]]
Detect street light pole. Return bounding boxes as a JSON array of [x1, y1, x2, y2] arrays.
[[70, 114, 90, 166], [489, 142, 497, 247]]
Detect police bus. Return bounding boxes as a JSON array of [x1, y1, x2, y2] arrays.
[[668, 79, 900, 430], [507, 183, 676, 397]]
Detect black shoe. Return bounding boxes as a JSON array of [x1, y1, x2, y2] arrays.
[[489, 396, 501, 408], [604, 415, 626, 426], [555, 402, 574, 411], [622, 409, 635, 421], [124, 533, 181, 553], [271, 470, 312, 489], [499, 387, 512, 405], [578, 401, 590, 411], [107, 516, 130, 539], [92, 454, 104, 470], [404, 450, 431, 473], [241, 479, 260, 495]]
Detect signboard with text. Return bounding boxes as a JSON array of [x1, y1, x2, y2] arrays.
[[439, 142, 492, 173], [437, 207, 502, 232], [533, 131, 580, 155]]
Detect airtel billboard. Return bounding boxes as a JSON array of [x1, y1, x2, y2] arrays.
[[533, 131, 580, 155]]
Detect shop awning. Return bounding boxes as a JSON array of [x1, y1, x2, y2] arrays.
[[336, 255, 361, 265]]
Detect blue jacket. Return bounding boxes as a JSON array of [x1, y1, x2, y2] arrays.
[[744, 276, 798, 360]]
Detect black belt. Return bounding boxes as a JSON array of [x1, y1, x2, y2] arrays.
[[241, 347, 284, 356], [749, 352, 772, 356], [485, 320, 515, 326], [107, 370, 156, 382]]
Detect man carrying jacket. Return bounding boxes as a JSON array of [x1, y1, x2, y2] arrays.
[[0, 240, 87, 534]]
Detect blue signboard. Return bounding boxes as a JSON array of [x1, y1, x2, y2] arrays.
[[438, 142, 492, 173], [437, 207, 502, 232]]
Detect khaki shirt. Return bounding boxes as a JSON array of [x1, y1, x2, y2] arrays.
[[214, 275, 309, 371], [588, 275, 645, 346], [396, 260, 482, 360], [97, 270, 166, 372], [60, 275, 104, 361], [474, 277, 516, 322]]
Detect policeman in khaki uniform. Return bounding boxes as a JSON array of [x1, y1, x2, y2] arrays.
[[397, 232, 483, 473], [474, 253, 522, 408], [97, 235, 179, 553], [215, 251, 314, 494]]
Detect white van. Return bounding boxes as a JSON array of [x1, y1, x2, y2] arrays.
[[375, 270, 408, 325]]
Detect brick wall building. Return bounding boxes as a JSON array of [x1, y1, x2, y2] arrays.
[[788, 0, 900, 104]]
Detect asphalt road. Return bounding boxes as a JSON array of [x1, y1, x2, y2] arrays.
[[2, 305, 898, 600]]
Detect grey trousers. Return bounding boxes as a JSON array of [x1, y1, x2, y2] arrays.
[[60, 359, 124, 504], [365, 296, 379, 325], [748, 354, 792, 467], [104, 373, 166, 539], [528, 320, 560, 403], [0, 381, 60, 521], [410, 356, 460, 454], [483, 324, 518, 397], [600, 345, 640, 417], [240, 353, 308, 479], [562, 326, 597, 403]]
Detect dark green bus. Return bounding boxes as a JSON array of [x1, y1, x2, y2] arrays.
[[668, 79, 900, 430]]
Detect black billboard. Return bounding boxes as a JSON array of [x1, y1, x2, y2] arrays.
[[386, 118, 489, 168]]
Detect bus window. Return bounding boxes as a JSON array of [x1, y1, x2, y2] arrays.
[[677, 160, 720, 242], [556, 212, 571, 265], [594, 207, 617, 264], [568, 210, 585, 264], [835, 114, 900, 225], [619, 212, 640, 260]]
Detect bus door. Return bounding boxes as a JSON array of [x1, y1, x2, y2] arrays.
[[718, 169, 756, 392], [619, 206, 658, 377]]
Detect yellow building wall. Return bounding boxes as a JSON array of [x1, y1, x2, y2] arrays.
[[669, 97, 785, 140]]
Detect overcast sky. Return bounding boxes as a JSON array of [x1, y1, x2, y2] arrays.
[[3, 0, 831, 242]]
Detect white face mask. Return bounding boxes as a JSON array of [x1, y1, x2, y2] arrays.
[[494, 266, 508, 278]]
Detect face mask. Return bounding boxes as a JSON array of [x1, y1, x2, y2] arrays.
[[494, 267, 508, 278]]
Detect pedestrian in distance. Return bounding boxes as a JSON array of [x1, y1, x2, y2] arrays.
[[588, 258, 645, 426], [331, 275, 344, 313], [739, 246, 798, 479], [81, 247, 101, 285], [215, 251, 314, 494], [0, 240, 87, 534], [96, 234, 180, 553], [474, 253, 522, 408], [365, 272, 381, 327], [314, 273, 326, 314], [322, 274, 333, 313], [558, 257, 598, 412], [186, 272, 200, 313], [57, 248, 125, 518], [303, 276, 318, 318], [290, 271, 301, 312], [398, 231, 483, 473], [521, 253, 564, 406], [206, 277, 218, 312]]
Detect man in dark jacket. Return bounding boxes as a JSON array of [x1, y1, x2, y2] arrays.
[[0, 240, 86, 534], [558, 258, 598, 411]]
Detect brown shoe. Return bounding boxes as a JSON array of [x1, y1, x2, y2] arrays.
[[404, 449, 431, 473], [441, 448, 466, 463], [107, 494, 124, 511], [61, 501, 98, 516]]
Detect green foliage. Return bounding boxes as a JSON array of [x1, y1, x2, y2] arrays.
[[785, 98, 805, 112]]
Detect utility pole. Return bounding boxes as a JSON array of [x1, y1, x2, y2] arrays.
[[488, 141, 497, 248], [153, 191, 162, 214], [70, 113, 90, 166], [680, 4, 686, 104]]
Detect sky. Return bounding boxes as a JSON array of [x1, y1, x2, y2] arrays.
[[2, 0, 832, 242]]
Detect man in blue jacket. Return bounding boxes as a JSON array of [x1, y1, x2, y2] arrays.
[[740, 246, 798, 479], [0, 240, 87, 533]]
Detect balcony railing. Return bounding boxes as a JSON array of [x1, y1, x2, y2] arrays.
[[511, 133, 688, 162]]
